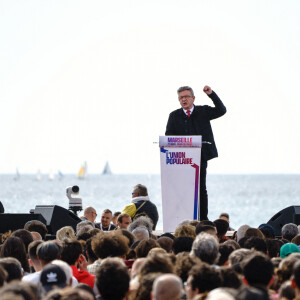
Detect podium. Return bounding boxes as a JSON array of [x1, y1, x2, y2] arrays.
[[159, 136, 202, 232]]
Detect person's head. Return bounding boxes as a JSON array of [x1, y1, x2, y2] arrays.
[[51, 259, 73, 287], [132, 184, 148, 198], [175, 252, 202, 283], [134, 272, 162, 300], [190, 232, 219, 265], [28, 240, 43, 271], [0, 257, 23, 282], [101, 209, 113, 228], [242, 252, 274, 288], [244, 228, 265, 240], [117, 213, 132, 229], [219, 267, 242, 289], [228, 248, 252, 274], [280, 243, 300, 258], [132, 227, 150, 242], [292, 260, 300, 291], [76, 220, 95, 233], [135, 238, 160, 258], [60, 239, 83, 266], [172, 236, 194, 254], [0, 282, 36, 300], [37, 241, 63, 266], [185, 263, 222, 300], [157, 237, 173, 253], [0, 236, 30, 273], [177, 86, 195, 111], [92, 232, 129, 259], [213, 219, 229, 239], [258, 224, 275, 239], [219, 213, 230, 223], [112, 211, 121, 225], [118, 229, 135, 248], [83, 206, 97, 223], [139, 253, 174, 277], [31, 231, 42, 241], [129, 216, 154, 234], [217, 244, 235, 266], [195, 224, 217, 238], [56, 226, 76, 241], [24, 220, 48, 240], [152, 274, 182, 300], [223, 240, 240, 251], [292, 234, 300, 245], [236, 225, 250, 242], [11, 229, 34, 253], [40, 264, 67, 293], [95, 257, 130, 300], [244, 237, 267, 254], [266, 239, 281, 258], [282, 223, 299, 241], [174, 224, 196, 239]]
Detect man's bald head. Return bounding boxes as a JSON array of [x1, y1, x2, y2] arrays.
[[152, 274, 182, 300]]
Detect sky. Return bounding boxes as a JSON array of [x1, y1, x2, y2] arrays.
[[1, 0, 300, 175]]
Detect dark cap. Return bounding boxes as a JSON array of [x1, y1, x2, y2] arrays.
[[40, 264, 67, 292]]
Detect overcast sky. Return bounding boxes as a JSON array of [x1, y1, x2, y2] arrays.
[[1, 0, 299, 175]]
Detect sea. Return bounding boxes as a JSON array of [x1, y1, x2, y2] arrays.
[[1, 174, 300, 231]]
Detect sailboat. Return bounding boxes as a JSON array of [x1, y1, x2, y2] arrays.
[[48, 170, 55, 181], [36, 169, 42, 181], [13, 168, 20, 181], [58, 170, 64, 180], [102, 161, 112, 175], [78, 161, 88, 179]]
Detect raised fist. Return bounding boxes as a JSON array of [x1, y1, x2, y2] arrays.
[[203, 86, 212, 95]]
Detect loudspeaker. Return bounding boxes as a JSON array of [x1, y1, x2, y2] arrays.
[[34, 205, 81, 235], [267, 206, 300, 237], [0, 213, 46, 234]]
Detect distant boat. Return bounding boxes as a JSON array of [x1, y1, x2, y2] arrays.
[[13, 168, 20, 181], [78, 161, 88, 179], [102, 161, 112, 175], [58, 170, 64, 180], [48, 170, 55, 181], [36, 170, 42, 181]]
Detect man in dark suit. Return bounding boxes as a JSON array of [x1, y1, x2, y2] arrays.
[[165, 85, 226, 220]]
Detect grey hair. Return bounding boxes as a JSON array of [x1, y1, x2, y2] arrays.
[[190, 232, 219, 265], [76, 220, 95, 233], [128, 216, 153, 233], [177, 220, 191, 227], [236, 225, 250, 242], [177, 86, 194, 97], [152, 274, 182, 300], [282, 223, 299, 241], [132, 226, 149, 241], [228, 248, 251, 266]]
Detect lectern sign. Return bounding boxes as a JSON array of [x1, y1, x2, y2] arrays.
[[159, 136, 202, 232]]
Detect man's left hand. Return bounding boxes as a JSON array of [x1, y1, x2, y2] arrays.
[[203, 86, 212, 95]]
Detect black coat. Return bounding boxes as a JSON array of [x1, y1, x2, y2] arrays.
[[165, 91, 226, 161]]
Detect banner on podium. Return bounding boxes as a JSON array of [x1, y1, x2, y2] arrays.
[[159, 136, 202, 232]]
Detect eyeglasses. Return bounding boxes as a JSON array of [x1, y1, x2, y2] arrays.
[[92, 212, 97, 216], [179, 95, 193, 100]]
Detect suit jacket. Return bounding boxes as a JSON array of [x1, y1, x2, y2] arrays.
[[165, 91, 226, 161]]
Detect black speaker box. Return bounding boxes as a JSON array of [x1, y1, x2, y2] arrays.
[[267, 206, 300, 237], [34, 205, 81, 235], [0, 213, 46, 234]]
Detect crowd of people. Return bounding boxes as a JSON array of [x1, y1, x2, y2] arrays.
[[1, 185, 300, 300]]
